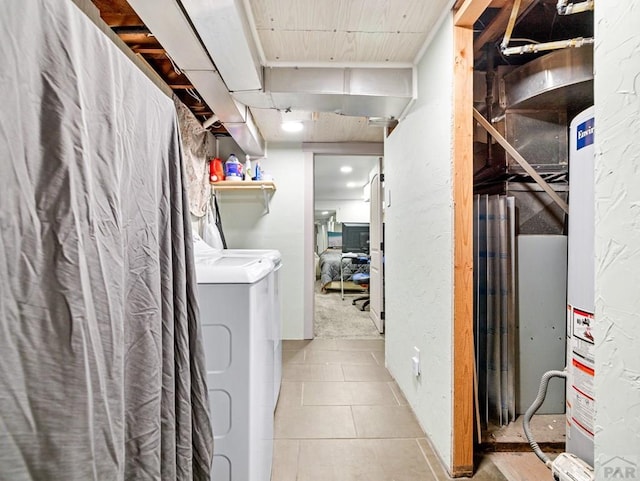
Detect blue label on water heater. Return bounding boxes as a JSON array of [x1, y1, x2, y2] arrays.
[[577, 118, 595, 150]]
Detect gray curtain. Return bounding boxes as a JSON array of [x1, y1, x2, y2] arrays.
[[0, 0, 213, 479]]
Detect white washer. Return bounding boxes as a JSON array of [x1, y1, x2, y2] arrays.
[[194, 242, 275, 481], [221, 249, 282, 409]]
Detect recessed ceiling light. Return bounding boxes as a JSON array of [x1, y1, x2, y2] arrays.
[[321, 211, 329, 215], [281, 121, 304, 132], [340, 166, 353, 173], [347, 182, 358, 188]]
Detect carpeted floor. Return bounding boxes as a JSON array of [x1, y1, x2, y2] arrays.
[[314, 281, 383, 339]]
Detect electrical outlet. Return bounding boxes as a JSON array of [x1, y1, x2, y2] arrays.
[[412, 347, 421, 377]]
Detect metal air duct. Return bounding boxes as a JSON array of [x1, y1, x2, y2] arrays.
[[127, 0, 266, 156], [233, 67, 414, 119]]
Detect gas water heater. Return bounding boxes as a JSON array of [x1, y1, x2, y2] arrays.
[[566, 106, 595, 467]]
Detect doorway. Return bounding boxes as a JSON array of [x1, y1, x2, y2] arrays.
[[313, 154, 383, 339]]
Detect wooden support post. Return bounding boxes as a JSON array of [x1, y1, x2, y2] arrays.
[[452, 24, 474, 478], [454, 0, 493, 27]]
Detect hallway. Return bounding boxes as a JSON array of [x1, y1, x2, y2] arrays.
[[271, 338, 507, 481]]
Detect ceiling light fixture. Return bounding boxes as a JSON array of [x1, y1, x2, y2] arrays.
[[281, 121, 304, 132], [347, 182, 358, 188], [340, 166, 353, 173], [321, 211, 329, 215]]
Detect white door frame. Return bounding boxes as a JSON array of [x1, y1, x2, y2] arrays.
[[302, 142, 384, 339]]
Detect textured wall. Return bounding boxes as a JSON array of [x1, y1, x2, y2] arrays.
[[218, 143, 309, 339], [594, 1, 640, 476], [384, 13, 454, 471]]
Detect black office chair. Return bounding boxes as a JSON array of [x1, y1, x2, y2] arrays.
[[351, 272, 370, 311]]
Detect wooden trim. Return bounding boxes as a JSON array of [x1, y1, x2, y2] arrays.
[[454, 0, 493, 27], [452, 25, 474, 478], [211, 180, 276, 191]]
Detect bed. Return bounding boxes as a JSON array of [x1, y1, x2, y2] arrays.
[[318, 249, 369, 292]]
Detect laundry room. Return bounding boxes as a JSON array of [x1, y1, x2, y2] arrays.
[[1, 1, 639, 481]]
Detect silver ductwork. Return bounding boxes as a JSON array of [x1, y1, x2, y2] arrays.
[[126, 0, 415, 152], [502, 46, 593, 110], [233, 67, 414, 119], [126, 0, 266, 156]]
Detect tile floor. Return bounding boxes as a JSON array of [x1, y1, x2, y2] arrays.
[[272, 338, 508, 481]]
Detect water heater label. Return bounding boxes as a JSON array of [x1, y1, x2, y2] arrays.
[[577, 118, 595, 150]]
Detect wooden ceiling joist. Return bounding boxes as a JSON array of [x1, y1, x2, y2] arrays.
[[473, 0, 537, 59], [454, 0, 494, 27], [131, 48, 165, 55], [99, 13, 144, 26], [117, 32, 159, 46]]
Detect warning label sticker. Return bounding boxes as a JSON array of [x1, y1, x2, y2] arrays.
[[572, 308, 595, 363], [568, 305, 595, 439], [571, 386, 595, 438]]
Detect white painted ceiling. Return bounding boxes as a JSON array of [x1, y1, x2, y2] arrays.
[[251, 109, 384, 143], [248, 0, 451, 65], [314, 155, 379, 201], [244, 0, 454, 143]]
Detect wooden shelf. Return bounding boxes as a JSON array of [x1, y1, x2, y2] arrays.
[[211, 180, 276, 192], [211, 180, 276, 213]]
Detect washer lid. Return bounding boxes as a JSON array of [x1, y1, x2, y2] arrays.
[[195, 255, 274, 284], [221, 248, 282, 266]]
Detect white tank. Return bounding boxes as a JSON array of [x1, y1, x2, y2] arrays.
[[566, 106, 595, 467]]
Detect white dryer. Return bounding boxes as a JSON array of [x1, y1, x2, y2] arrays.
[[220, 249, 282, 409], [194, 241, 275, 481]]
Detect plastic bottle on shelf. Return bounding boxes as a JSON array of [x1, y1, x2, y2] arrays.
[[244, 155, 252, 181], [209, 157, 225, 182], [224, 153, 242, 181], [253, 160, 262, 181]]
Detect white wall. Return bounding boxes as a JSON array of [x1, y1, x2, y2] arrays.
[[315, 199, 370, 223], [594, 2, 640, 477], [384, 13, 454, 471], [218, 142, 311, 339]]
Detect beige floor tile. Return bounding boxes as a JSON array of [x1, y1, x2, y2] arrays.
[[271, 440, 299, 481], [417, 438, 449, 479], [486, 453, 546, 481], [389, 380, 409, 405], [282, 339, 313, 351], [282, 349, 306, 364], [275, 405, 356, 439], [302, 381, 399, 406], [297, 439, 387, 481], [283, 363, 344, 382], [304, 339, 338, 350], [371, 438, 437, 481], [372, 350, 386, 366], [342, 364, 393, 382], [352, 405, 425, 438], [303, 382, 352, 406], [305, 349, 377, 365], [347, 382, 399, 405], [336, 339, 384, 351], [276, 381, 303, 410]]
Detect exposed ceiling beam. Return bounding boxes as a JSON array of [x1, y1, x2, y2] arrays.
[[473, 0, 537, 59], [131, 47, 165, 54], [454, 0, 493, 27], [100, 13, 144, 26]]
